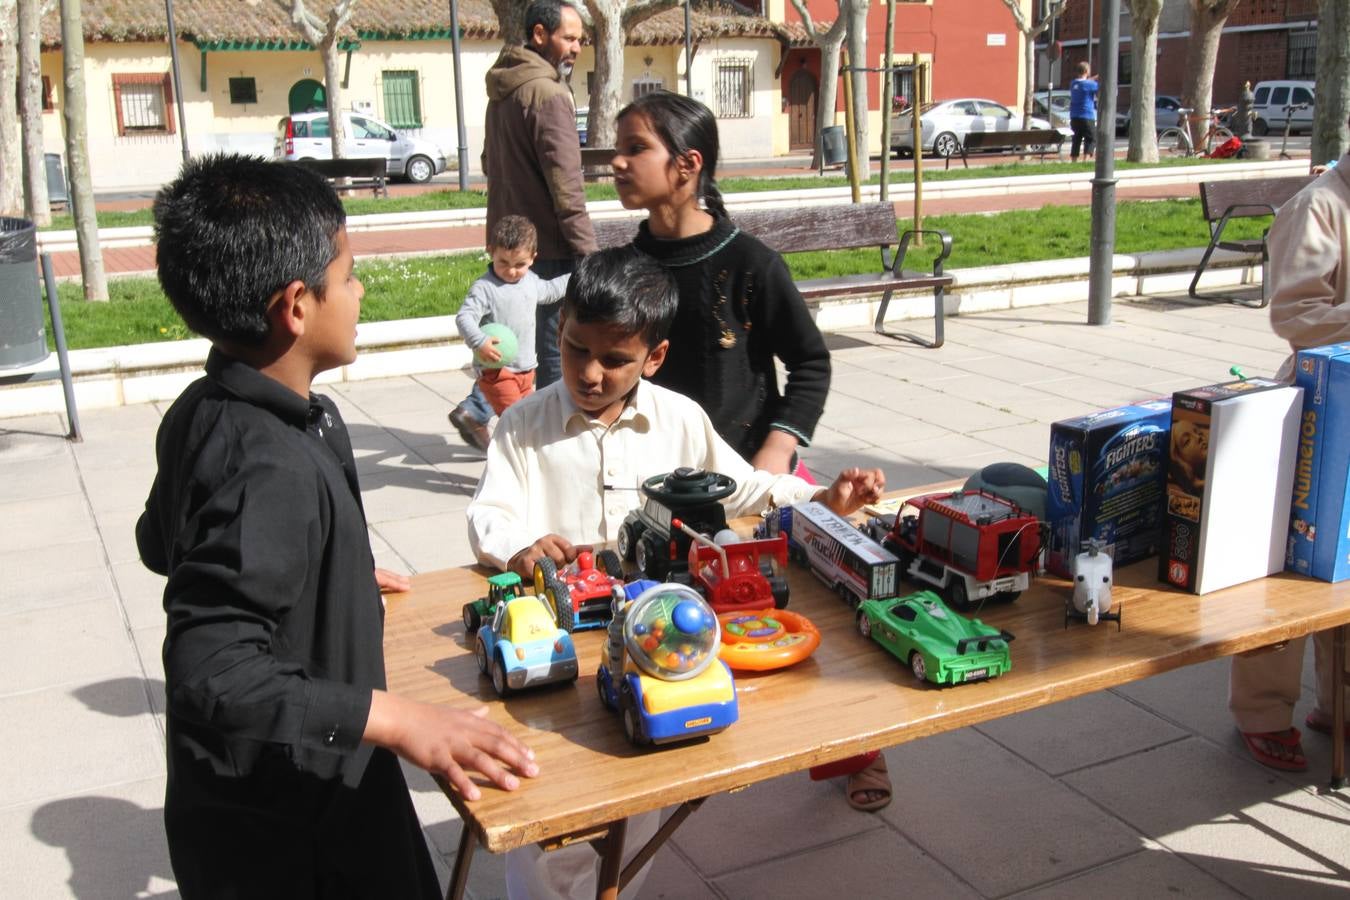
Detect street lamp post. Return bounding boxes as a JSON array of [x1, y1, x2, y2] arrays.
[[164, 0, 190, 163]]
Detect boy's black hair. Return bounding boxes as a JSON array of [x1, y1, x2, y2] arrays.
[[618, 91, 726, 219], [563, 246, 678, 349], [152, 154, 345, 347], [490, 215, 538, 254]]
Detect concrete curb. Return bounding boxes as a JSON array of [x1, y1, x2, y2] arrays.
[[0, 245, 1260, 418]]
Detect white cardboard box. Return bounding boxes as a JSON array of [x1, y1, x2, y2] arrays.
[[1159, 378, 1303, 595]]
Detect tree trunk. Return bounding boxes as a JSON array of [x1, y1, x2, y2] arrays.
[[843, 0, 869, 164], [17, 0, 50, 225], [1181, 1, 1237, 149], [1311, 0, 1350, 165], [1126, 0, 1162, 163], [0, 2, 22, 217], [321, 38, 347, 158], [491, 0, 527, 46], [587, 9, 625, 151], [59, 0, 106, 301], [816, 33, 844, 170]]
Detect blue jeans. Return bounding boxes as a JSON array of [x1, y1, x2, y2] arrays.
[[530, 257, 577, 389], [458, 382, 493, 426]]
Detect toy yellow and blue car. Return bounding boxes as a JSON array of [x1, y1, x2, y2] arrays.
[[476, 594, 579, 695]]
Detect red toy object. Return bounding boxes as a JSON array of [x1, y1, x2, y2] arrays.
[[717, 608, 821, 671], [880, 489, 1041, 612], [534, 549, 626, 633], [674, 519, 790, 614]]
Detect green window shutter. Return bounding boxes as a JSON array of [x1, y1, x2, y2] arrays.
[[382, 70, 421, 128]]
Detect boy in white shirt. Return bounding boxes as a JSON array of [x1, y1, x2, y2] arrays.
[[466, 245, 885, 898], [468, 244, 885, 577]]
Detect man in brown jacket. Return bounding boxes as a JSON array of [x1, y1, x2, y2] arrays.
[[450, 0, 597, 450], [484, 0, 597, 386]]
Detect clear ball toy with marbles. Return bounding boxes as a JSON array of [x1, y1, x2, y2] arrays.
[[623, 583, 721, 681]]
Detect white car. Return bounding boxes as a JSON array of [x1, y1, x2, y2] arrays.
[[273, 110, 448, 183], [890, 98, 1066, 158]]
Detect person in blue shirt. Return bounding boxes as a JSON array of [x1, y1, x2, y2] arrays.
[[1069, 61, 1100, 162]]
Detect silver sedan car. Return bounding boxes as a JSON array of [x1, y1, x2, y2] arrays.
[[890, 98, 1066, 158]]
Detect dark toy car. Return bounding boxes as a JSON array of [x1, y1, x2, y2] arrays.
[[617, 468, 735, 582]]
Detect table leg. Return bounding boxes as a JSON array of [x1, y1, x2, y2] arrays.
[[1332, 624, 1346, 791], [589, 797, 708, 900], [445, 823, 477, 900], [595, 817, 626, 900]]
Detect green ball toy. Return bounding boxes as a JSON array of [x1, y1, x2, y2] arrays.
[[478, 322, 518, 369]]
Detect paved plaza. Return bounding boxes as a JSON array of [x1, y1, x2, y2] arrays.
[[2, 291, 1348, 899]]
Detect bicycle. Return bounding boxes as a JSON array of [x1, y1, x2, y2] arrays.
[[1157, 107, 1236, 157]]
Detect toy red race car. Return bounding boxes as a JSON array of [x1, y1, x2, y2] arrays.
[[674, 518, 789, 614], [534, 550, 626, 633]]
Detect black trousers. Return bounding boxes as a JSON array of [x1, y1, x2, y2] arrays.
[[1071, 117, 1095, 160], [165, 747, 440, 899]]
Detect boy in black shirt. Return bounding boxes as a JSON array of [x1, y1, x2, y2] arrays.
[[136, 155, 537, 898]]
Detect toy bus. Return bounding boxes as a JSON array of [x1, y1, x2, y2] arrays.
[[772, 501, 900, 608]]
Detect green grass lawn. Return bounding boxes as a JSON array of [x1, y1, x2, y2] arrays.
[[41, 197, 1266, 352]]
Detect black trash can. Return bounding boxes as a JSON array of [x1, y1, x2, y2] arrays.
[[45, 153, 69, 208], [821, 125, 847, 166], [0, 217, 48, 369]]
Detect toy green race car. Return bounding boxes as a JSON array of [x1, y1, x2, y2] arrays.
[[855, 590, 1014, 685]]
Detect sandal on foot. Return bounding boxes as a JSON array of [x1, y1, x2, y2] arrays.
[[1304, 710, 1350, 739], [846, 756, 892, 812], [1239, 728, 1307, 771]]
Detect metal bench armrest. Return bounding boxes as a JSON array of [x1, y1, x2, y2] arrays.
[[876, 228, 955, 348]]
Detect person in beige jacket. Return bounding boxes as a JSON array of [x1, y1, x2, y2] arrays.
[[1231, 144, 1350, 771]]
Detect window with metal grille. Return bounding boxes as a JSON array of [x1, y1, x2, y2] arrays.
[[382, 70, 422, 128], [632, 77, 663, 100], [715, 59, 753, 118], [228, 77, 257, 105], [111, 73, 175, 136], [1287, 32, 1316, 79]]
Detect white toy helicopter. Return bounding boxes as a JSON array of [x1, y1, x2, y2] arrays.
[[1066, 539, 1121, 629]]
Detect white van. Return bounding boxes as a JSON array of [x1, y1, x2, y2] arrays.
[[1250, 80, 1315, 136], [273, 110, 448, 183]]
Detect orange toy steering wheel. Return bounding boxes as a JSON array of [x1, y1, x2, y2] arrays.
[[716, 608, 821, 671]]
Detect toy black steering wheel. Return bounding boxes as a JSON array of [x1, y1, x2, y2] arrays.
[[640, 468, 737, 506]]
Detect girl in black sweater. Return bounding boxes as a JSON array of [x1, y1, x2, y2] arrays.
[[612, 91, 831, 476], [610, 92, 891, 812]]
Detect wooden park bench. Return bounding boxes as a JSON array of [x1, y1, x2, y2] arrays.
[[1190, 174, 1316, 307], [594, 201, 954, 348], [580, 147, 613, 182], [949, 128, 1064, 170], [288, 157, 389, 199]]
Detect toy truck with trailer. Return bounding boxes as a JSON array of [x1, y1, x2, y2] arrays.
[[761, 501, 899, 608], [870, 489, 1041, 612]]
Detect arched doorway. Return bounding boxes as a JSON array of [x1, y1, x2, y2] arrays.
[[788, 68, 818, 151], [288, 79, 326, 114]]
